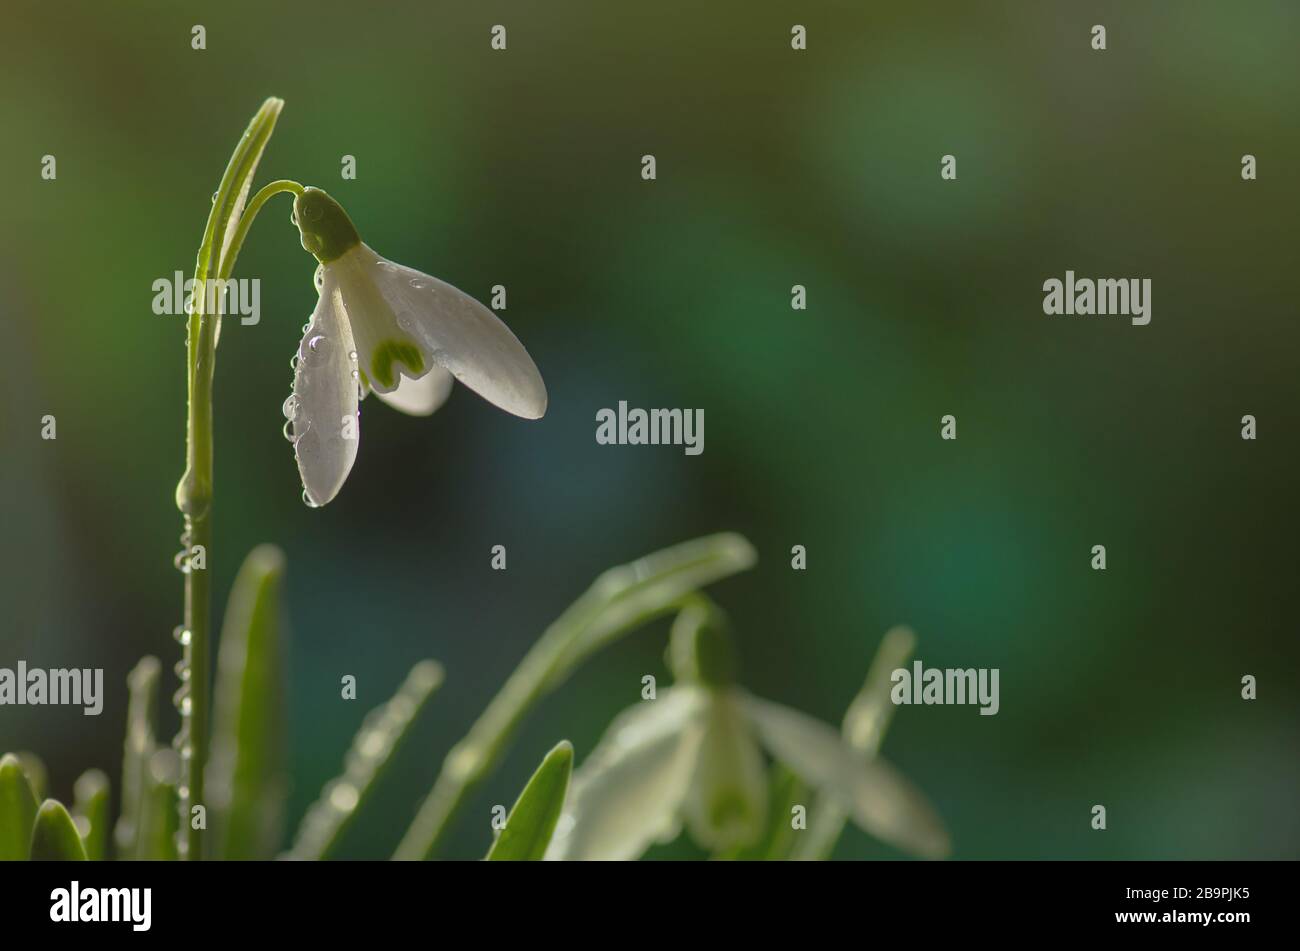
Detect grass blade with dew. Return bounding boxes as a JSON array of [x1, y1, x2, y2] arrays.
[[0, 753, 40, 860], [208, 544, 287, 859], [286, 660, 444, 860], [791, 626, 916, 860], [395, 532, 757, 860], [114, 656, 161, 860], [71, 769, 110, 861], [485, 741, 573, 861], [30, 801, 88, 861]]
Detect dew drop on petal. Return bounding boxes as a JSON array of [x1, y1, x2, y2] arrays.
[[295, 423, 317, 459], [302, 489, 320, 509], [308, 335, 328, 354], [173, 549, 191, 574], [172, 625, 192, 646]]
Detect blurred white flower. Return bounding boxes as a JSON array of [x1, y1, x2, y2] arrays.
[[285, 187, 546, 506], [545, 604, 950, 860]]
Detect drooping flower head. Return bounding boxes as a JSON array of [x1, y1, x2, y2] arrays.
[[545, 603, 950, 860], [285, 187, 547, 506]]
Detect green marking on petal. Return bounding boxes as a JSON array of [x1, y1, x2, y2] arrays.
[[710, 789, 755, 831], [370, 340, 425, 390]]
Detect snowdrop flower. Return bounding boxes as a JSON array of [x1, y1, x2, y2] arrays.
[[545, 602, 950, 860], [285, 187, 547, 506]]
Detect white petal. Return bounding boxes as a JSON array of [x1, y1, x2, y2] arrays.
[[363, 247, 548, 419], [683, 690, 769, 852], [373, 366, 454, 416], [324, 246, 421, 395], [545, 687, 706, 861], [288, 272, 360, 507], [741, 692, 951, 859]]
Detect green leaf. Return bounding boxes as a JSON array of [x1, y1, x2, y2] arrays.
[[208, 544, 287, 860], [286, 660, 443, 861], [30, 801, 88, 861], [71, 769, 110, 861], [551, 532, 758, 677], [196, 97, 284, 297], [114, 656, 160, 860], [13, 752, 47, 801], [135, 751, 180, 861], [395, 532, 757, 860], [486, 742, 574, 861], [0, 753, 40, 860]]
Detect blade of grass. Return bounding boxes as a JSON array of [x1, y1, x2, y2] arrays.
[[30, 801, 88, 861], [485, 741, 573, 861], [208, 544, 287, 859], [71, 769, 110, 861], [286, 660, 444, 860], [114, 656, 160, 860], [136, 751, 180, 861], [0, 754, 40, 860], [394, 532, 757, 860]]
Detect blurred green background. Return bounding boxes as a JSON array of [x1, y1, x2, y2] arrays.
[[2, 0, 1296, 859]]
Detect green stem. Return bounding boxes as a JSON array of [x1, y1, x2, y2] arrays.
[[173, 98, 286, 860], [217, 180, 304, 282]]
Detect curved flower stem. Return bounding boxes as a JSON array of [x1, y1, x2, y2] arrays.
[[217, 180, 304, 282], [174, 98, 284, 860]]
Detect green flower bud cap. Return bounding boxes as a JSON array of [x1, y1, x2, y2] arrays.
[[668, 598, 737, 687], [294, 187, 361, 263]]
